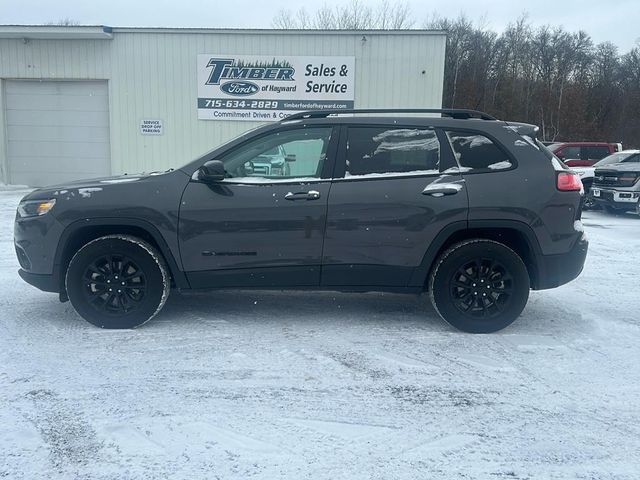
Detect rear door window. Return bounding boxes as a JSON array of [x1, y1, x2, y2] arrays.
[[559, 146, 581, 159], [445, 131, 513, 171], [345, 127, 440, 176], [584, 146, 611, 160]]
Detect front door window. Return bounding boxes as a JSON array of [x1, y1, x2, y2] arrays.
[[219, 127, 333, 182]]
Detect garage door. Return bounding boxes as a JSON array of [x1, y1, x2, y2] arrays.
[[5, 80, 110, 187]]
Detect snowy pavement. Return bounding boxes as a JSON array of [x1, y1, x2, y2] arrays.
[[1, 188, 639, 479]]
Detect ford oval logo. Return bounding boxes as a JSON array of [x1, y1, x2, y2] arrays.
[[220, 81, 259, 96]]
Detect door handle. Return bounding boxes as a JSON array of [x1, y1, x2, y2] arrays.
[[422, 183, 463, 197], [285, 190, 321, 201]]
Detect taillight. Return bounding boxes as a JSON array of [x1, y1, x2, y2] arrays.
[[557, 172, 583, 191]]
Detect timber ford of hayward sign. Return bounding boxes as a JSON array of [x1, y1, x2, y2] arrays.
[[197, 55, 355, 121]]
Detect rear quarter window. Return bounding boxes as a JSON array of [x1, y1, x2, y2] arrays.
[[445, 131, 513, 171]]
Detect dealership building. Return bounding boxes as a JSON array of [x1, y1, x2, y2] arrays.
[[0, 26, 446, 186]]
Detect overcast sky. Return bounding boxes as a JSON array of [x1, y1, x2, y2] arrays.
[[1, 0, 638, 52]]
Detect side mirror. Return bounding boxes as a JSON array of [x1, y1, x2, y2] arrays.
[[285, 154, 297, 162], [198, 160, 225, 183]]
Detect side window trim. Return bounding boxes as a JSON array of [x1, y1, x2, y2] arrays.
[[333, 124, 446, 182], [331, 124, 348, 180], [435, 128, 458, 172], [580, 146, 588, 160], [443, 128, 518, 174]]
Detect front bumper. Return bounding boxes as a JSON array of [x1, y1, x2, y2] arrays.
[[14, 211, 63, 274], [534, 233, 588, 290], [591, 187, 639, 211], [18, 269, 58, 293]]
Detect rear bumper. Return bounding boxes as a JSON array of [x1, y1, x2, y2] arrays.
[[534, 233, 588, 290], [18, 269, 59, 293]]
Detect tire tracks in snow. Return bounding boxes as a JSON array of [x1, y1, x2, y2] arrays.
[[22, 388, 103, 471]]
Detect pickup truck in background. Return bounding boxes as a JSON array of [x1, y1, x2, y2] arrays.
[[549, 142, 622, 167], [571, 150, 639, 209], [591, 150, 640, 214]]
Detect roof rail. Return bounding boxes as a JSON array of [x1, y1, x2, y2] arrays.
[[282, 108, 497, 122]]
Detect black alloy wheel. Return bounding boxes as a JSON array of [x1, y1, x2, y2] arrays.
[[82, 254, 147, 315], [450, 257, 514, 319], [429, 239, 530, 333], [66, 235, 170, 329]]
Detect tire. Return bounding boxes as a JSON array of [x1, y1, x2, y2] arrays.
[[604, 205, 621, 215], [583, 196, 596, 210], [583, 185, 596, 210], [65, 235, 170, 329], [582, 182, 593, 210], [428, 239, 530, 333]]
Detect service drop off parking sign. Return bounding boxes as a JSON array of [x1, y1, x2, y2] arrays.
[[197, 55, 355, 121]]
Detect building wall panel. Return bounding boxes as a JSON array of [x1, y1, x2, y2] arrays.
[[1, 29, 445, 182]]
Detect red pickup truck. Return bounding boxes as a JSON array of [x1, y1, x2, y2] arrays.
[[548, 142, 622, 167]]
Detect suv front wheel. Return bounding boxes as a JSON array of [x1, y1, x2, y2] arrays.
[[65, 235, 170, 329], [429, 239, 530, 333]]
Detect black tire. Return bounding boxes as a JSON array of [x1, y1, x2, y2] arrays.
[[65, 235, 170, 329], [604, 205, 622, 215], [583, 197, 596, 210], [428, 239, 530, 333]]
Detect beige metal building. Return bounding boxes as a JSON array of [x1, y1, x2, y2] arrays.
[[0, 26, 446, 186]]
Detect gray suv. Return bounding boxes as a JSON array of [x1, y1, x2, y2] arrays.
[[14, 109, 588, 333]]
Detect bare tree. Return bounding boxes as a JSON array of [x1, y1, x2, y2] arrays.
[[272, 0, 414, 29], [45, 18, 80, 26], [272, 6, 640, 146]]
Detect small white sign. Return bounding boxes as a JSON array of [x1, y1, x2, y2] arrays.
[[139, 119, 163, 135]]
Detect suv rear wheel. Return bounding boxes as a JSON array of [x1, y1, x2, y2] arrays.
[[65, 235, 170, 329], [429, 239, 530, 333]]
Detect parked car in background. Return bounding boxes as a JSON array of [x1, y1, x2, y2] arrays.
[[571, 150, 640, 209], [244, 144, 292, 177], [549, 142, 621, 167], [592, 150, 640, 214]]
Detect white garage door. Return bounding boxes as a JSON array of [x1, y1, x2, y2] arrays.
[[5, 80, 111, 187]]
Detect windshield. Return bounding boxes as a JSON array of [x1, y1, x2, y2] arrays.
[[594, 152, 639, 166]]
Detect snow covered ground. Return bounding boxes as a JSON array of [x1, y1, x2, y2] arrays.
[[1, 188, 639, 479]]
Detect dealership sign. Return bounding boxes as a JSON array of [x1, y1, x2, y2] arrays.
[[197, 55, 355, 121]]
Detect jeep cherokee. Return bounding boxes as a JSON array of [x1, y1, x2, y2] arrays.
[[14, 109, 588, 333]]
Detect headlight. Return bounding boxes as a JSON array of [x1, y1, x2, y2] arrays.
[[17, 199, 56, 218]]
